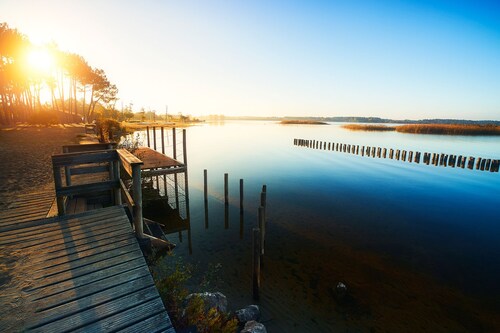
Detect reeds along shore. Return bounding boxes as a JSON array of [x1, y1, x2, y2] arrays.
[[342, 123, 500, 135], [293, 138, 500, 172]]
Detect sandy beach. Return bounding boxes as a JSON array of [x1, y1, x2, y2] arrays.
[[0, 124, 85, 207]]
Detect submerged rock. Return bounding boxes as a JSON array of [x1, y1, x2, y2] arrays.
[[235, 305, 260, 323], [241, 320, 267, 333], [185, 291, 228, 313], [336, 282, 347, 298]]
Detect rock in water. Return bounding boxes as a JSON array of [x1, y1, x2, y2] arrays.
[[235, 305, 260, 323], [241, 320, 267, 333], [185, 292, 228, 313]]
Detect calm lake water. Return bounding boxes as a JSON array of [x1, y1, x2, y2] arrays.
[[135, 121, 500, 332]]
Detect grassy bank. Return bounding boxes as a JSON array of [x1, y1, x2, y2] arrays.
[[342, 123, 500, 135], [342, 124, 395, 131], [280, 120, 328, 125]]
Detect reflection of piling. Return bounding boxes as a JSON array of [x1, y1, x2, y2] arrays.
[[252, 228, 261, 300], [259, 206, 265, 266]]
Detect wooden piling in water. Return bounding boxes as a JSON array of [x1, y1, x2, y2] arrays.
[[389, 149, 394, 159], [476, 157, 482, 170], [260, 186, 267, 223], [204, 169, 208, 201], [468, 157, 475, 169], [224, 173, 229, 205], [408, 151, 413, 162], [252, 228, 261, 300], [480, 158, 486, 171], [382, 148, 387, 158], [396, 150, 400, 160], [240, 179, 244, 214], [485, 159, 491, 171], [402, 150, 407, 161]]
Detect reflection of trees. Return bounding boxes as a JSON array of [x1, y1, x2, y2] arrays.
[[0, 22, 118, 124]]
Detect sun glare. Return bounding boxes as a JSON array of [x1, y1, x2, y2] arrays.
[[27, 48, 54, 73]]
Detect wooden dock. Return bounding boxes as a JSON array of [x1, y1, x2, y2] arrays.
[[0, 144, 176, 332], [0, 203, 175, 332]]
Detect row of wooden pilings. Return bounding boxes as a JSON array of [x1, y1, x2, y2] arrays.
[[203, 170, 267, 300], [293, 138, 500, 172]]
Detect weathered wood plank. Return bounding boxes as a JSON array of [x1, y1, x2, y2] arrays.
[[31, 244, 140, 280], [117, 148, 143, 177], [29, 236, 137, 270], [28, 286, 161, 332], [117, 311, 175, 333], [28, 257, 147, 301], [31, 275, 156, 327], [32, 266, 151, 308], [0, 211, 127, 246], [0, 205, 123, 238], [1, 187, 173, 333]]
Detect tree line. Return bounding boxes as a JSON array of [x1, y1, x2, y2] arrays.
[[0, 22, 118, 125]]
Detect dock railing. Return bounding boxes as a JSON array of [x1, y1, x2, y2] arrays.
[[52, 148, 145, 238]]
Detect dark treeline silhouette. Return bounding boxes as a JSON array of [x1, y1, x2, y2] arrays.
[[0, 22, 118, 124]]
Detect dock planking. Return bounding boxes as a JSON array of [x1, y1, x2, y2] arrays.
[[0, 205, 175, 332]]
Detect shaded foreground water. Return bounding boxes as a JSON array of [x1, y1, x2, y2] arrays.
[[135, 121, 500, 332]]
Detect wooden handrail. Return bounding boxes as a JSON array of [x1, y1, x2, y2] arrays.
[[62, 143, 116, 153], [52, 148, 145, 239]]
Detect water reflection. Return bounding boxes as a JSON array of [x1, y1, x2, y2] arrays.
[[142, 171, 192, 254]]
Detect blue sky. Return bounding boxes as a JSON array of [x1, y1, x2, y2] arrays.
[[2, 0, 500, 119]]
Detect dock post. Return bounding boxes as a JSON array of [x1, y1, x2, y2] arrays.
[[252, 228, 261, 300], [224, 173, 229, 205], [53, 165, 65, 216], [62, 146, 72, 186], [240, 179, 244, 214], [153, 126, 157, 150], [172, 128, 177, 159], [261, 185, 267, 222], [183, 129, 188, 165], [132, 164, 144, 238], [382, 148, 387, 158], [146, 126, 150, 148], [161, 127, 165, 154], [113, 160, 121, 205]]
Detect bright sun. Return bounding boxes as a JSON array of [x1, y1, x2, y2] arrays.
[[27, 48, 54, 73]]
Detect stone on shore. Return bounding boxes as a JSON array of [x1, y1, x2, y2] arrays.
[[241, 320, 267, 333]]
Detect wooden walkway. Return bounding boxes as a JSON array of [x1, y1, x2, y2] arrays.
[[0, 199, 175, 332]]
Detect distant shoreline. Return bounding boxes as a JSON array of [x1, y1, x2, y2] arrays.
[[279, 120, 328, 125], [342, 123, 500, 136], [200, 116, 500, 126]]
